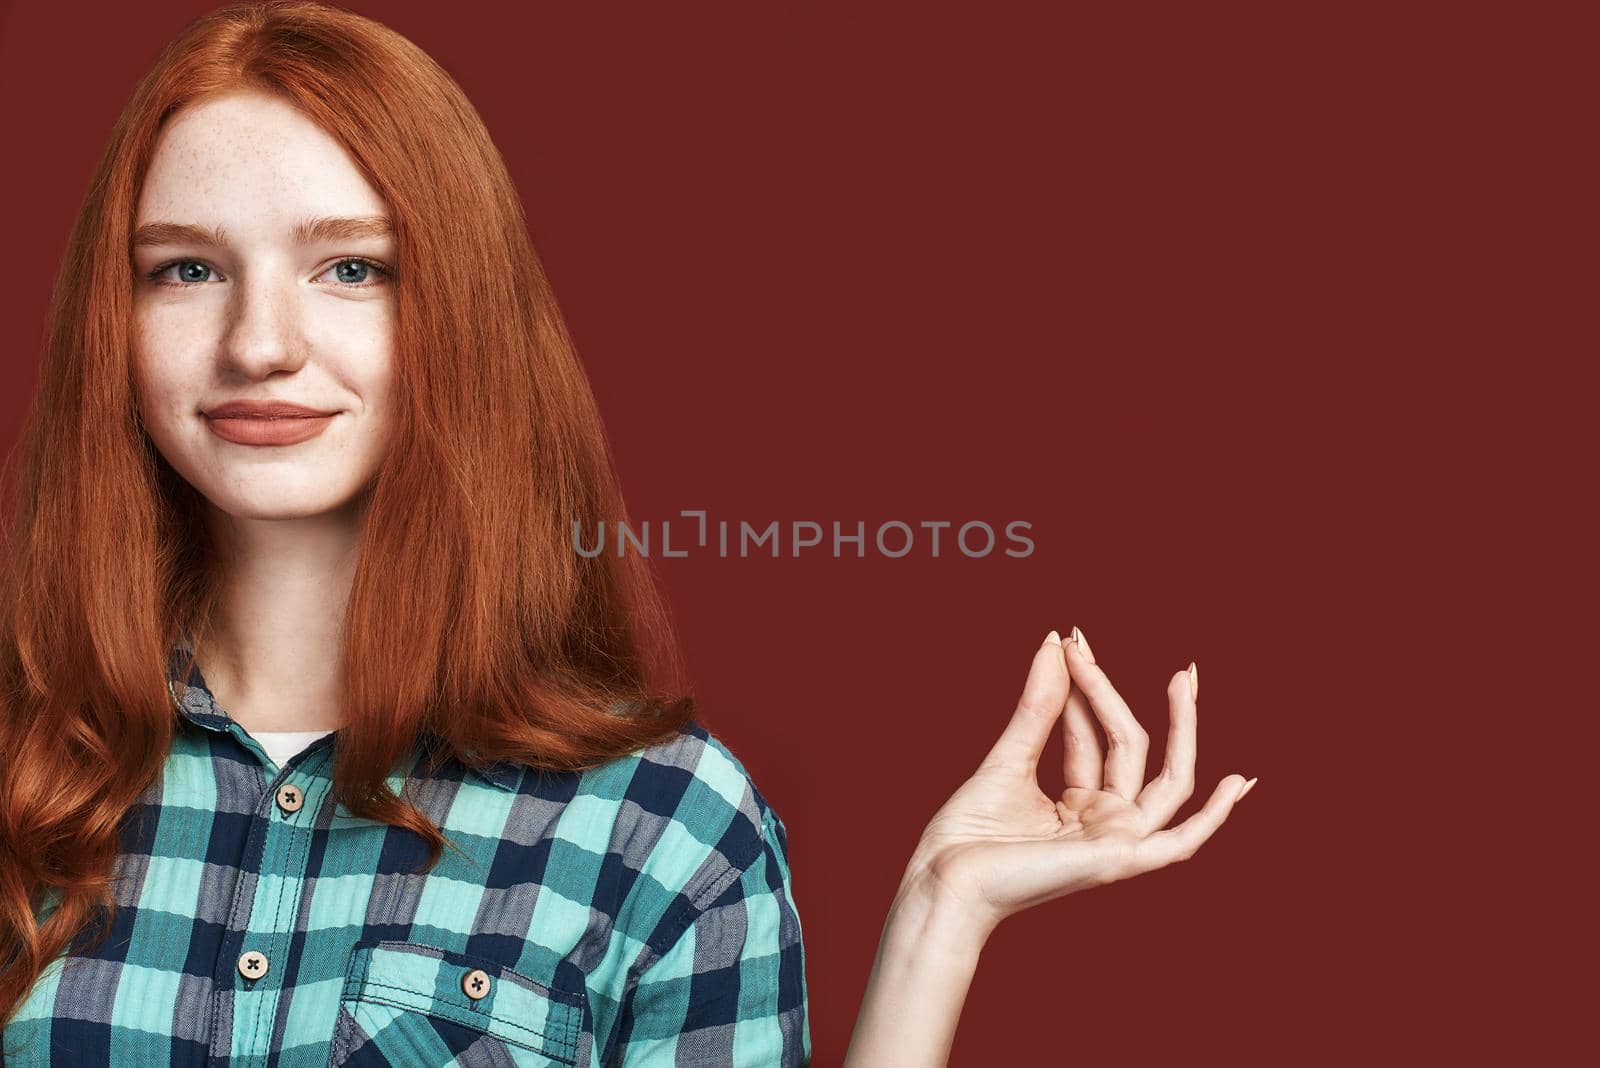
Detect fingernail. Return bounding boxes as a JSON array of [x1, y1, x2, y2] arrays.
[[1072, 626, 1095, 663], [1238, 776, 1257, 800], [1188, 661, 1198, 702], [1044, 629, 1061, 646]]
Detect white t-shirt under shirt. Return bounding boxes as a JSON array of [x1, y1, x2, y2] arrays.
[[247, 728, 334, 771]]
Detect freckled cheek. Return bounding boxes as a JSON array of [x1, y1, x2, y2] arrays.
[[325, 315, 398, 417], [131, 307, 210, 428]]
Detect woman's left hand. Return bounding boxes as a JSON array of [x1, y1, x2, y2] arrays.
[[897, 627, 1254, 941]]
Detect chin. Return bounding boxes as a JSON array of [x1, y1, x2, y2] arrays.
[[199, 479, 372, 521]]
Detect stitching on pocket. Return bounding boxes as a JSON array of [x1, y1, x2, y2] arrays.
[[339, 940, 586, 1062], [352, 978, 576, 1057], [327, 1005, 353, 1066]]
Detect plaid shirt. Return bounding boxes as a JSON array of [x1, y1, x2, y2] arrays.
[[3, 646, 811, 1066]]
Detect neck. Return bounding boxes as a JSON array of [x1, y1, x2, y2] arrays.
[[197, 501, 363, 733]]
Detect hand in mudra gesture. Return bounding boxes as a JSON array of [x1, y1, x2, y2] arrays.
[[902, 627, 1256, 936]]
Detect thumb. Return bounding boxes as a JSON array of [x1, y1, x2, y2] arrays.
[[980, 631, 1069, 777]]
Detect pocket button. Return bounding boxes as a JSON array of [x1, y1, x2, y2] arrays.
[[462, 968, 491, 1000]]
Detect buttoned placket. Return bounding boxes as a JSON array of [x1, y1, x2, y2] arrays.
[[169, 677, 335, 1067], [226, 754, 328, 1065]]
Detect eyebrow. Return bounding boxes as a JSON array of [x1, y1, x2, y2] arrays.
[[131, 214, 393, 248]]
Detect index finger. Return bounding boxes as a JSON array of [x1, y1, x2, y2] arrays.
[[1062, 633, 1150, 800]]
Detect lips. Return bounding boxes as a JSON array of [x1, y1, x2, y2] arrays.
[[203, 400, 340, 446], [204, 399, 337, 420]]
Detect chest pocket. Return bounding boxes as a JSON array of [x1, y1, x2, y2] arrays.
[[329, 940, 591, 1067]]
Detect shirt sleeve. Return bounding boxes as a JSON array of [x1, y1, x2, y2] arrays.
[[613, 806, 811, 1066]]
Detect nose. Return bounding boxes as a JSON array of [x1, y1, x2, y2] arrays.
[[219, 269, 309, 378]]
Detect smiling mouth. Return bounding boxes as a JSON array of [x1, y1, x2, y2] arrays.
[[204, 411, 338, 446]]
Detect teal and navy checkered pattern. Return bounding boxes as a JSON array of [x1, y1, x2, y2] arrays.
[[2, 645, 810, 1065]]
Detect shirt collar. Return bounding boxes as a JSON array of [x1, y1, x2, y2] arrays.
[[165, 638, 522, 792]]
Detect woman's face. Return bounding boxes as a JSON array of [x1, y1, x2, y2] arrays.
[[131, 90, 396, 522]]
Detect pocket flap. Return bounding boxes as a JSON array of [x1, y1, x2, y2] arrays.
[[342, 940, 585, 1064]]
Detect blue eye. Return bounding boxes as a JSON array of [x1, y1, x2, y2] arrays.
[[322, 258, 391, 287], [146, 260, 215, 284], [334, 260, 368, 284]]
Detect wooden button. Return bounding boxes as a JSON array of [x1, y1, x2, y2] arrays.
[[237, 950, 269, 980], [275, 783, 304, 813], [462, 968, 491, 1000]]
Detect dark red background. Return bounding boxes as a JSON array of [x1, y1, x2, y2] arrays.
[[0, 2, 1582, 1064]]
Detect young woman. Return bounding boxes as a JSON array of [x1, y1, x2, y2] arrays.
[[0, 4, 1256, 1064]]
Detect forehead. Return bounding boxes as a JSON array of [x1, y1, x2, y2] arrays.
[[136, 91, 387, 228]]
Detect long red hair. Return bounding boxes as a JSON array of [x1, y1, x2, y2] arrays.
[[0, 0, 695, 1023]]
